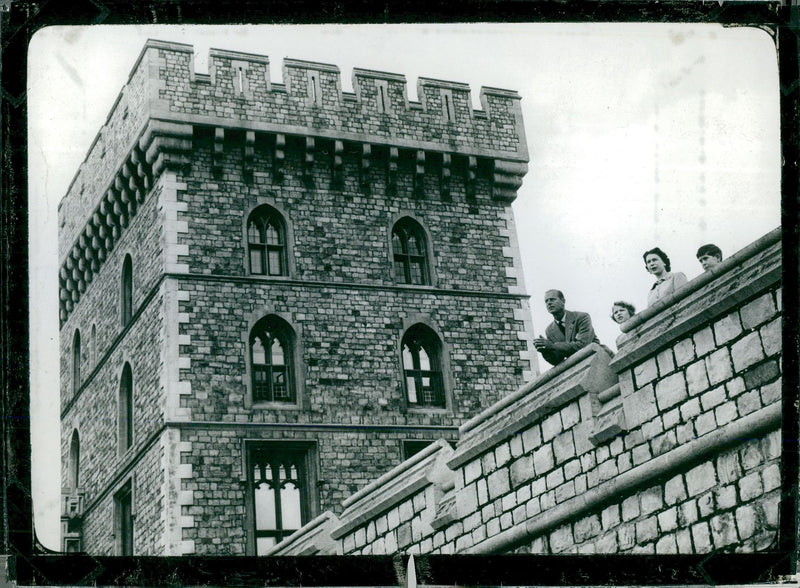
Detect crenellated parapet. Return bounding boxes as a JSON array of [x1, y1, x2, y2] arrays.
[[57, 39, 529, 327]]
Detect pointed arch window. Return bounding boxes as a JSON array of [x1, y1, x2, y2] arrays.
[[91, 324, 97, 366], [72, 329, 81, 394], [118, 363, 133, 455], [392, 218, 429, 285], [250, 316, 295, 403], [68, 430, 80, 489], [248, 207, 287, 276], [121, 255, 133, 326], [401, 324, 445, 408]]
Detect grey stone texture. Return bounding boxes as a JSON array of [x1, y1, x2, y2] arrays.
[[332, 231, 782, 557], [61, 43, 532, 556]]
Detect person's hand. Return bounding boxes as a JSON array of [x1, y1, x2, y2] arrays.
[[533, 337, 552, 350]]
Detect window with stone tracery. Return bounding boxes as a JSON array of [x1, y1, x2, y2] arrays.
[[392, 218, 429, 285], [246, 443, 314, 555], [401, 323, 445, 408], [250, 316, 295, 403], [247, 206, 287, 277]]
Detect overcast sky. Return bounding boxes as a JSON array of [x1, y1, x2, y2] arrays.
[[28, 23, 780, 549]]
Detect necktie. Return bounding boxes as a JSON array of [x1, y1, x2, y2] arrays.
[[557, 320, 565, 335]]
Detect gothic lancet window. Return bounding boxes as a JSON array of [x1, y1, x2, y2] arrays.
[[68, 429, 80, 489], [72, 329, 81, 394], [401, 324, 445, 408], [250, 316, 295, 403], [247, 207, 287, 277], [121, 255, 133, 326], [114, 479, 134, 555], [118, 363, 133, 455], [392, 218, 429, 285]]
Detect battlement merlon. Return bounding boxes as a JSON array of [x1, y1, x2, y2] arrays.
[[151, 41, 528, 159], [57, 40, 529, 304]]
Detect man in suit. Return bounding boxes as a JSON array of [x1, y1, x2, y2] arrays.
[[533, 289, 601, 366]]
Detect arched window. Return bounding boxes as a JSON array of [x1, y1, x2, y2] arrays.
[[121, 255, 133, 326], [68, 430, 80, 489], [392, 218, 429, 285], [401, 324, 445, 408], [250, 316, 295, 403], [91, 324, 97, 366], [72, 329, 81, 394], [118, 363, 133, 455], [247, 207, 287, 276]]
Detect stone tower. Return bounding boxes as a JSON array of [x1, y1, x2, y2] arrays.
[[59, 39, 535, 556]]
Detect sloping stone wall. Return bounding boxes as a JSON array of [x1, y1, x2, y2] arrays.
[[274, 228, 783, 557]]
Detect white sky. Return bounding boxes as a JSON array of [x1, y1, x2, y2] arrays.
[[28, 23, 781, 550]]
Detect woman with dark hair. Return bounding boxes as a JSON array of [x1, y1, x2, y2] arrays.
[[610, 301, 636, 325], [644, 247, 687, 307]]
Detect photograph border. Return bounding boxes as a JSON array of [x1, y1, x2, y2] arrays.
[[3, 1, 797, 585]]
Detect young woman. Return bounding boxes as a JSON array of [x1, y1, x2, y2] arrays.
[[644, 247, 687, 307]]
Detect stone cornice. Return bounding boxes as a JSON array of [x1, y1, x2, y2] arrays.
[[164, 272, 530, 300], [58, 119, 193, 327]]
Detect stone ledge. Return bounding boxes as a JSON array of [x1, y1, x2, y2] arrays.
[[612, 228, 781, 373], [465, 401, 781, 554], [264, 511, 342, 556], [448, 344, 617, 470], [331, 439, 454, 540]]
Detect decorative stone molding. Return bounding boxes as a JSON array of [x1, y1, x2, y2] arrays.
[[264, 511, 343, 556], [273, 133, 286, 182], [440, 153, 452, 201], [414, 150, 426, 198], [360, 143, 372, 190], [492, 159, 528, 202], [331, 140, 344, 189], [387, 146, 399, 195], [331, 439, 455, 541]]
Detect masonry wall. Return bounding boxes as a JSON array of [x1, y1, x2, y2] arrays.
[[152, 46, 526, 159], [58, 54, 152, 258], [61, 291, 167, 549], [178, 426, 459, 554], [59, 40, 534, 556], [78, 441, 165, 555], [324, 229, 783, 557], [177, 133, 515, 292], [59, 186, 165, 414]]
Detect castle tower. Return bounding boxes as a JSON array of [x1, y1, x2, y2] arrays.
[[59, 40, 535, 555]]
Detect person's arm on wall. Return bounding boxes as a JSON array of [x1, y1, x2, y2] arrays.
[[547, 313, 597, 356]]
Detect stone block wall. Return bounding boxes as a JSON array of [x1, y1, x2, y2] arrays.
[[76, 439, 165, 555], [174, 279, 527, 425], [177, 427, 458, 554], [58, 50, 152, 258], [60, 40, 536, 555], [59, 186, 165, 413], [152, 46, 527, 160], [284, 228, 783, 557], [175, 134, 516, 293], [61, 291, 167, 550]]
